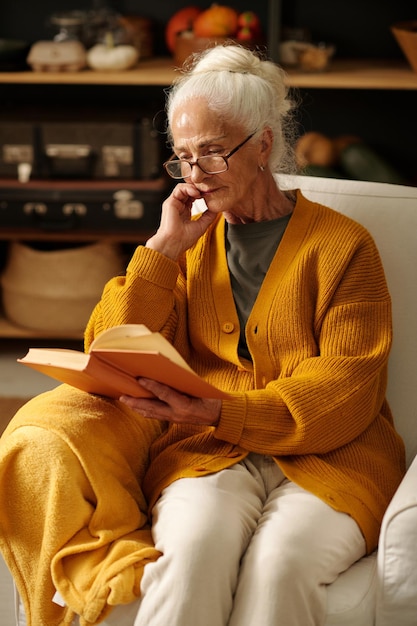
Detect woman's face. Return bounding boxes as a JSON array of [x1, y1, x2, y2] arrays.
[[170, 98, 268, 220]]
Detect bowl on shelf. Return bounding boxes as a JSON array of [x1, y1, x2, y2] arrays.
[[296, 43, 335, 72], [391, 21, 417, 73], [279, 40, 335, 72]]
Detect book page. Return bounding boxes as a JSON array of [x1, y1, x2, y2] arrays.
[[90, 324, 151, 350], [90, 325, 193, 372], [19, 348, 90, 368]]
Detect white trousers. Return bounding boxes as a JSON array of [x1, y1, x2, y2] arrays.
[[81, 453, 366, 626]]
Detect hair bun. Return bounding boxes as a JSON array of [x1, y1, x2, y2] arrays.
[[189, 44, 263, 77]]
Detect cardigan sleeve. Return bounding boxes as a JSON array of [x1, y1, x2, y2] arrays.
[[84, 245, 187, 353]]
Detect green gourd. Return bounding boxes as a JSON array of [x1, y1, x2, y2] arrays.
[[339, 142, 407, 185], [301, 164, 344, 179]]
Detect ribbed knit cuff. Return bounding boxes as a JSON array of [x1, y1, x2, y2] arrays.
[[127, 246, 179, 289], [214, 395, 247, 445]]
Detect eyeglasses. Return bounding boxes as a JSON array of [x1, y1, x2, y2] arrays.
[[163, 132, 256, 180]]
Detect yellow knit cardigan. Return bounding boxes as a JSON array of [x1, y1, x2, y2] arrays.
[[85, 190, 405, 553]]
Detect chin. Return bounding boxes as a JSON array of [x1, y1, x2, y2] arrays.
[[203, 195, 230, 214]]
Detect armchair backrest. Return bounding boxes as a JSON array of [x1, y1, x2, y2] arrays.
[[279, 175, 417, 467]]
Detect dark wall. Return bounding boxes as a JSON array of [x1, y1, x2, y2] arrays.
[[281, 0, 414, 58]]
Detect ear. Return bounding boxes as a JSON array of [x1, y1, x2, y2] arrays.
[[259, 127, 273, 166]]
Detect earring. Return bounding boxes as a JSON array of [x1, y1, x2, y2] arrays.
[[259, 164, 265, 171]]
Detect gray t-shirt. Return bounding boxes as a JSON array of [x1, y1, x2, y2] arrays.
[[226, 214, 291, 360]]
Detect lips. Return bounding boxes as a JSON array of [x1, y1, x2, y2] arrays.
[[199, 187, 221, 195]]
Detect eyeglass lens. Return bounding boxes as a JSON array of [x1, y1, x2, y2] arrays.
[[164, 131, 256, 179], [166, 156, 227, 178]]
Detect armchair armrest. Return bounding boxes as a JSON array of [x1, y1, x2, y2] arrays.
[[376, 454, 417, 626]]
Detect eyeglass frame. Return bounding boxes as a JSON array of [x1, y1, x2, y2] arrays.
[[163, 131, 257, 180]]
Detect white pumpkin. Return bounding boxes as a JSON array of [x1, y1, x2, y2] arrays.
[[87, 39, 139, 71]]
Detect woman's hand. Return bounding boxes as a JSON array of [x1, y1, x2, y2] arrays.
[[146, 182, 217, 260], [119, 377, 222, 426]]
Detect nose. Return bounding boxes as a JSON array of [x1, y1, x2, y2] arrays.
[[189, 161, 208, 183]]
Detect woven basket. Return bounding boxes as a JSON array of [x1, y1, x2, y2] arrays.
[[1, 240, 125, 334]]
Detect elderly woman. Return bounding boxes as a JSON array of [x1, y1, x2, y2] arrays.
[[0, 44, 405, 626], [84, 44, 405, 625]]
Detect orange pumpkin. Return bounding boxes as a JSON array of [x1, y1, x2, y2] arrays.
[[295, 131, 337, 168], [193, 5, 239, 38], [165, 6, 202, 54]]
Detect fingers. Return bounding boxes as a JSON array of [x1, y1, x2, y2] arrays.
[[169, 182, 202, 210], [171, 182, 202, 200], [147, 183, 215, 259], [119, 378, 193, 423], [119, 394, 173, 422], [119, 378, 221, 426], [158, 182, 201, 230]]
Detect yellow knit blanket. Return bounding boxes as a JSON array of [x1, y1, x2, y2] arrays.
[[0, 384, 162, 626]]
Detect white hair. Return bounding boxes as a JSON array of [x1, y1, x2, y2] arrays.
[[166, 44, 299, 174]]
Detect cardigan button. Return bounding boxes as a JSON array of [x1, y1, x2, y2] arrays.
[[222, 322, 235, 333]]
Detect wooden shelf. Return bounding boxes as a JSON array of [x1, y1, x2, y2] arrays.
[[0, 57, 416, 90], [285, 58, 417, 90], [0, 58, 178, 86], [0, 228, 155, 243]]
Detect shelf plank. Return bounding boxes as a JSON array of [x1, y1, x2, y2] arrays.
[[0, 58, 416, 90], [0, 228, 154, 243], [0, 58, 178, 86], [285, 59, 417, 90]]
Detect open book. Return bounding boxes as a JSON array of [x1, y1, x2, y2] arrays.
[[18, 324, 228, 400]]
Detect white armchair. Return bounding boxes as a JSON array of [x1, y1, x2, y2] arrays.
[[1, 175, 417, 626], [278, 175, 417, 626]]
